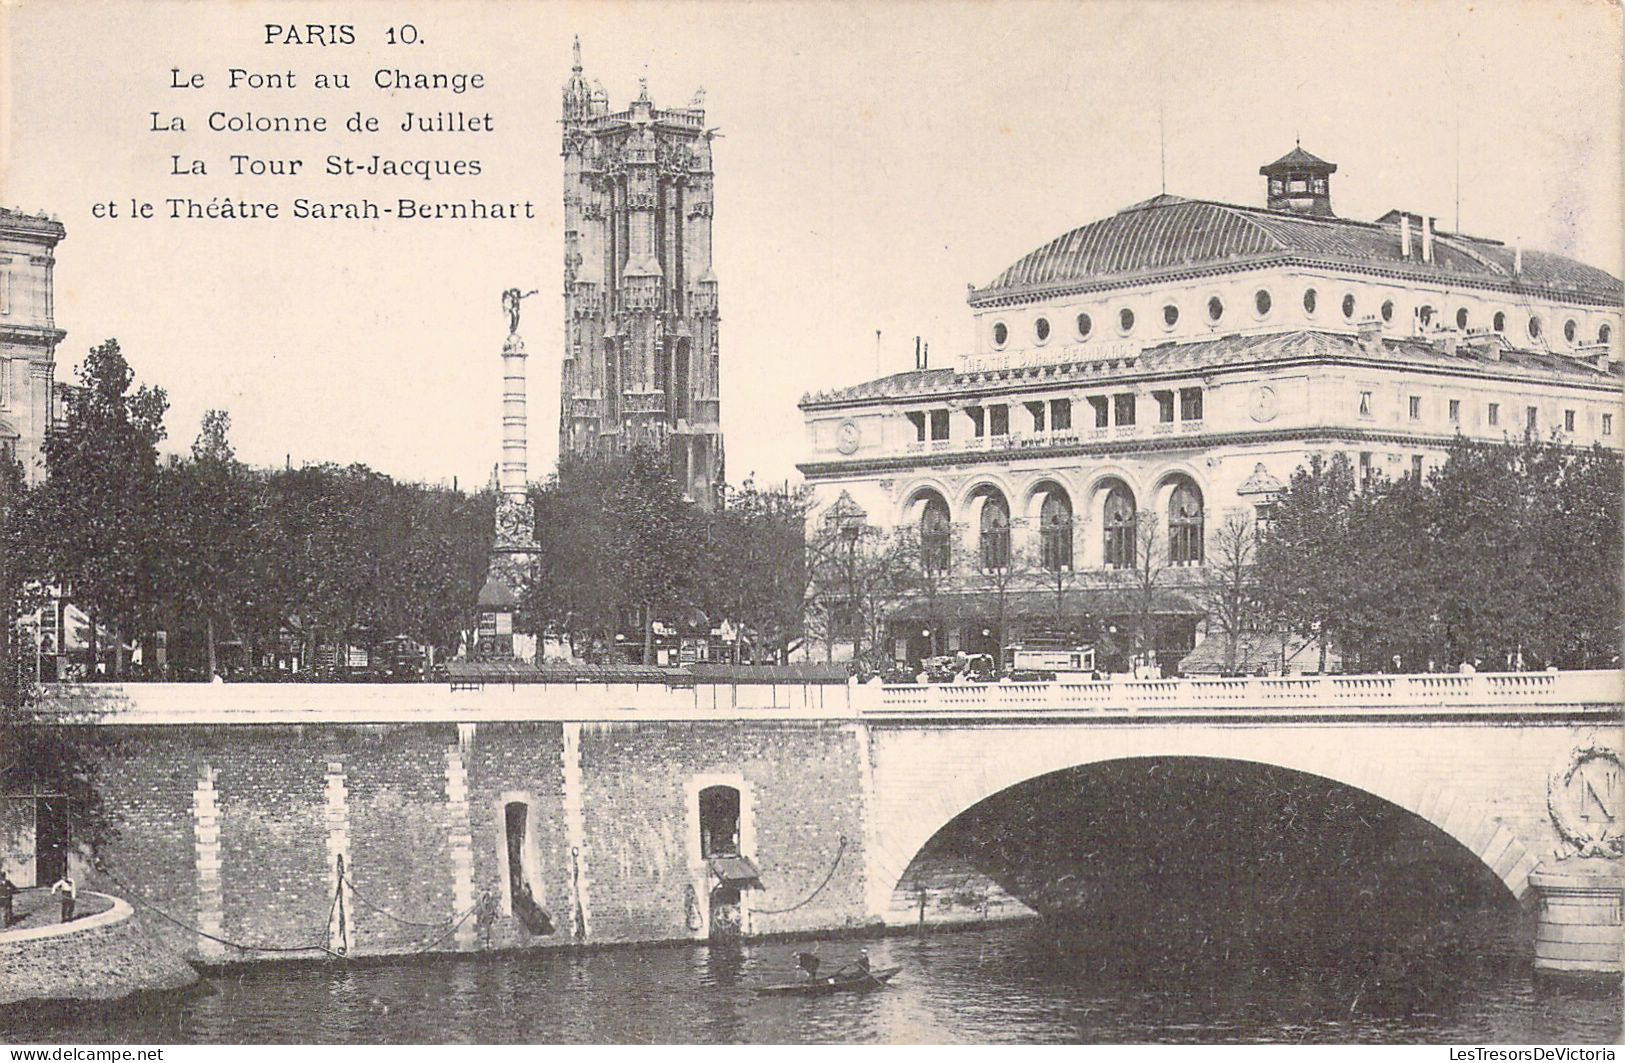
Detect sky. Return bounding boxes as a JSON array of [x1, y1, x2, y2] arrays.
[[3, 0, 1621, 489]]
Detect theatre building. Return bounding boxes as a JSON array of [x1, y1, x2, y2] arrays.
[[797, 147, 1623, 672]]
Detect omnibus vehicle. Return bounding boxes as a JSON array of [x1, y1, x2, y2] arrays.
[[1002, 643, 1096, 680]]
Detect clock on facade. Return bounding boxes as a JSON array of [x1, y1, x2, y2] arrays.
[[1249, 385, 1279, 423], [836, 421, 862, 455]]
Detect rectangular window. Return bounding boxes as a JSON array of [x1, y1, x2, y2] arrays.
[[0, 359, 9, 410], [1154, 390, 1175, 424], [1564, 409, 1576, 433], [1411, 455, 1424, 479], [1180, 387, 1204, 421], [1604, 413, 1614, 436], [1089, 395, 1109, 429], [929, 409, 950, 441], [1025, 400, 1046, 433], [1488, 403, 1500, 426], [906, 410, 926, 442], [1289, 178, 1308, 193], [1408, 396, 1421, 420], [1359, 390, 1372, 417], [0, 266, 10, 316], [1526, 405, 1538, 431], [1359, 451, 1373, 485], [1050, 398, 1072, 431], [1448, 399, 1460, 423], [1113, 393, 1136, 426], [967, 406, 986, 438], [988, 405, 1009, 436]]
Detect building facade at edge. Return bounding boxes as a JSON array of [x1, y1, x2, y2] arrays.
[[558, 40, 725, 508], [0, 207, 68, 485], [797, 147, 1624, 672]]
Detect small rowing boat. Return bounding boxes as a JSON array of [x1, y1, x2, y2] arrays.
[[755, 966, 901, 996]]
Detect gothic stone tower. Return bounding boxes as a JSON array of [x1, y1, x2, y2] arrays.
[[559, 40, 724, 508]]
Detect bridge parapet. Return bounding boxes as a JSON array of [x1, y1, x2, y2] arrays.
[[26, 669, 1621, 724], [861, 669, 1622, 718]]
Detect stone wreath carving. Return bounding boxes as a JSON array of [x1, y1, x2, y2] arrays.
[[1547, 743, 1623, 858]]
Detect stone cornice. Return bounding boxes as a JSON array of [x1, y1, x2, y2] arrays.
[[796, 424, 1619, 480]]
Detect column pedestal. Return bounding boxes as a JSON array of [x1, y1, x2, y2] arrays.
[[1528, 858, 1623, 979]]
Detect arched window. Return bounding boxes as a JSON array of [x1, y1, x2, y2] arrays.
[[699, 785, 741, 858], [1103, 484, 1137, 570], [979, 493, 1011, 571], [1039, 491, 1073, 572], [920, 496, 951, 574], [1168, 481, 1204, 565], [1601, 324, 1613, 346], [1493, 311, 1506, 333]]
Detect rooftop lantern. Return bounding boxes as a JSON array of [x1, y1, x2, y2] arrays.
[[1260, 143, 1337, 218]]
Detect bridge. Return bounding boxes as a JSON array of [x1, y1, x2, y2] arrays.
[[7, 670, 1621, 976]]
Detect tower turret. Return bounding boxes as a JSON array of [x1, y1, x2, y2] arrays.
[[1260, 143, 1337, 217]]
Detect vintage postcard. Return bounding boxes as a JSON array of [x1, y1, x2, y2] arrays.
[[0, 0, 1620, 1050]]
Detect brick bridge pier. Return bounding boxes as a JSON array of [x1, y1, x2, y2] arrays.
[[8, 670, 1620, 976]]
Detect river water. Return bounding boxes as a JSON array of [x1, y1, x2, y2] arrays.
[[15, 920, 1621, 1044]]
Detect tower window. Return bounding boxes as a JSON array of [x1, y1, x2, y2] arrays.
[[1381, 300, 1395, 323], [1254, 289, 1273, 316], [1342, 294, 1356, 320], [1077, 312, 1093, 339], [1119, 308, 1136, 333], [1302, 288, 1317, 315], [1207, 296, 1224, 322], [992, 322, 1008, 348], [1035, 317, 1051, 343]]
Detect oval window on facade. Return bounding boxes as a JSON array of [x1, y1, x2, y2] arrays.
[[1255, 289, 1272, 317], [992, 322, 1008, 347], [1207, 296, 1224, 322], [1119, 308, 1136, 333], [1303, 288, 1317, 315], [1035, 317, 1051, 343], [1563, 319, 1577, 344], [1419, 305, 1435, 328], [1493, 311, 1506, 332], [1342, 294, 1356, 320], [1528, 315, 1542, 340], [1381, 300, 1395, 323], [1601, 324, 1613, 345], [1456, 307, 1469, 330], [1077, 312, 1092, 339], [1163, 304, 1179, 328]]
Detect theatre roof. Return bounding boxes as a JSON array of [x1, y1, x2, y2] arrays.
[[969, 196, 1622, 307]]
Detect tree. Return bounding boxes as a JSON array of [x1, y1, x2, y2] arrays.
[[36, 340, 169, 677], [808, 518, 917, 671], [1189, 510, 1265, 674], [1125, 512, 1171, 673], [708, 480, 813, 663], [1256, 453, 1360, 672]]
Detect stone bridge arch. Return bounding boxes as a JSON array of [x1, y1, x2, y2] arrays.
[[862, 723, 1555, 920]]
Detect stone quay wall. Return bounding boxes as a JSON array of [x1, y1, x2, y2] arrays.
[[79, 713, 879, 964], [0, 893, 200, 1006]]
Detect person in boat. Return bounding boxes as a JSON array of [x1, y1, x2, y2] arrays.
[[796, 951, 823, 982]]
